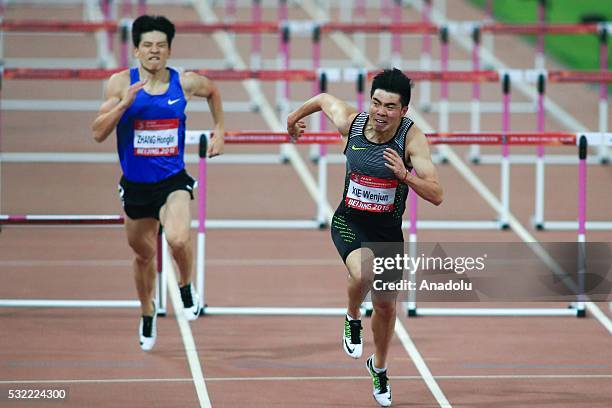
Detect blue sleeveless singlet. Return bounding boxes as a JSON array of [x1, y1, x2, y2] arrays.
[[116, 67, 187, 183]]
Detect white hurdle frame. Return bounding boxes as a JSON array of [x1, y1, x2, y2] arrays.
[[191, 133, 361, 317], [189, 132, 609, 318], [405, 135, 607, 317]]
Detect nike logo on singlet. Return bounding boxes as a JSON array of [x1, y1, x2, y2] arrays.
[[168, 98, 181, 105], [351, 145, 368, 151]]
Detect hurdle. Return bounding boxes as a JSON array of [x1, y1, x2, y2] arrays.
[[406, 132, 610, 317], [414, 21, 607, 119], [0, 16, 118, 69], [407, 0, 611, 178], [3, 66, 610, 231], [533, 70, 612, 230], [187, 130, 611, 317], [371, 68, 513, 230], [7, 15, 605, 141], [467, 22, 610, 164], [0, 215, 168, 316], [192, 132, 357, 317]]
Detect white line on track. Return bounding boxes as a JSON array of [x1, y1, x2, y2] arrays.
[[0, 260, 132, 267], [394, 319, 452, 407], [2, 374, 611, 385], [165, 258, 212, 408], [0, 258, 340, 267]]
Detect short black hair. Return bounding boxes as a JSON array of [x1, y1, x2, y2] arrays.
[[370, 68, 412, 107], [132, 15, 175, 48]]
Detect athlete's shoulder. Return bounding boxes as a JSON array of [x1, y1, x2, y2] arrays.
[[105, 69, 131, 98], [348, 111, 362, 124], [180, 70, 205, 84], [348, 111, 367, 128], [406, 121, 424, 137], [108, 69, 131, 84], [405, 123, 429, 151], [179, 70, 209, 95]]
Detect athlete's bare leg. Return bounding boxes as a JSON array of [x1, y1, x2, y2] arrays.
[[345, 248, 397, 368], [125, 217, 159, 315], [370, 295, 397, 369], [159, 190, 193, 286], [345, 248, 374, 319]]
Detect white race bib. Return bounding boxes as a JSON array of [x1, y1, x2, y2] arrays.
[[345, 172, 398, 213], [134, 119, 179, 156]]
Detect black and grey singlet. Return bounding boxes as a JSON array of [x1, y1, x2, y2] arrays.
[[337, 112, 413, 227]]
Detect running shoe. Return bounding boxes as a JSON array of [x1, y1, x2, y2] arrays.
[[366, 355, 392, 407], [343, 315, 363, 358], [180, 283, 200, 321], [139, 301, 157, 351]]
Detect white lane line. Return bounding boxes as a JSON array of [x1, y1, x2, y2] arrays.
[[584, 301, 612, 334], [0, 260, 132, 267], [3, 374, 610, 384], [0, 259, 340, 267], [0, 378, 194, 384], [209, 374, 612, 381], [165, 257, 212, 408], [395, 319, 452, 407]]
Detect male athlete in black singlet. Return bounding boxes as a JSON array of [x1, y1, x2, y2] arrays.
[[288, 69, 442, 407]]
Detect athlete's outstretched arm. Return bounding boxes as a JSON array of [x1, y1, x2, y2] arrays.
[[183, 72, 225, 157], [91, 72, 146, 143], [287, 93, 358, 142], [383, 125, 443, 206]]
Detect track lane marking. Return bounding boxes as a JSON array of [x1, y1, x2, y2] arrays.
[[3, 373, 611, 384], [165, 254, 212, 408]]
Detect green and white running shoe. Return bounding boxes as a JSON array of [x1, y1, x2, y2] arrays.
[[343, 316, 363, 358], [366, 355, 392, 407]]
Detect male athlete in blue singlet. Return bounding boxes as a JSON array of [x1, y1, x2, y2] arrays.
[[288, 69, 442, 407], [91, 15, 225, 351]]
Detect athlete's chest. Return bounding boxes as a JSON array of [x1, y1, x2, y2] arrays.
[[131, 88, 187, 117]]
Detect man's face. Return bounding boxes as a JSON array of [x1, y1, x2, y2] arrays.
[[134, 31, 171, 73], [368, 89, 408, 133]]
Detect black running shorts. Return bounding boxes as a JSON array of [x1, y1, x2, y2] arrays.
[[331, 210, 404, 263], [331, 210, 404, 292], [118, 170, 196, 220]]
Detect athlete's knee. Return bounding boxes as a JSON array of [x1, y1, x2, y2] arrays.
[[131, 245, 156, 266], [127, 235, 156, 261], [372, 300, 396, 319], [165, 229, 191, 252]]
